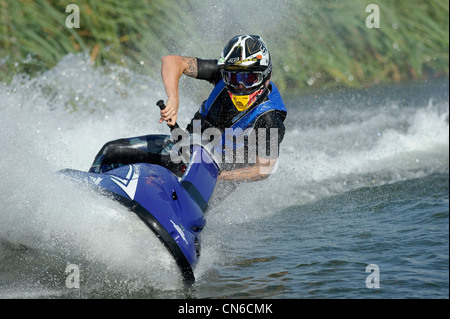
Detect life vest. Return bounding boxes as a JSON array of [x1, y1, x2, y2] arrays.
[[199, 80, 287, 151]]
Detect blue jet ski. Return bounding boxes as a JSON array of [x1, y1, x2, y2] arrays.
[[59, 101, 221, 286]]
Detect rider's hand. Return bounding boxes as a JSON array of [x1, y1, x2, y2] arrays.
[[159, 96, 179, 126]]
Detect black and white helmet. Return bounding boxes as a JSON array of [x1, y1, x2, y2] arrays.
[[217, 35, 272, 110]]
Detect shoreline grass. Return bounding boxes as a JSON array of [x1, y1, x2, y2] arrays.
[[0, 0, 448, 92]]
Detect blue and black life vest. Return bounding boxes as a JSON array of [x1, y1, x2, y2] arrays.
[[190, 80, 286, 152]]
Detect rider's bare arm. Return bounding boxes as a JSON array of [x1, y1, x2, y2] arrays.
[[218, 156, 278, 182], [160, 56, 198, 125]]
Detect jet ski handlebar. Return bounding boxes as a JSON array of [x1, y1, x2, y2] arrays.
[[156, 100, 222, 172]]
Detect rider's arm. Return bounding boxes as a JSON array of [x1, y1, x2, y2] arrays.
[[160, 56, 198, 125], [218, 111, 285, 182], [218, 156, 278, 182]]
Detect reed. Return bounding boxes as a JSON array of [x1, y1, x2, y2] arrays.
[[0, 0, 196, 79], [0, 0, 448, 91], [273, 0, 449, 91]]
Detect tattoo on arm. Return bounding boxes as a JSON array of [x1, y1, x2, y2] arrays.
[[181, 57, 198, 78]]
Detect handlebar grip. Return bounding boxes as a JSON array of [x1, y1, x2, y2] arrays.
[[157, 100, 166, 110]]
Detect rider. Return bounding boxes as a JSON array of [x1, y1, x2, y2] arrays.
[[89, 35, 286, 182], [160, 34, 287, 182]]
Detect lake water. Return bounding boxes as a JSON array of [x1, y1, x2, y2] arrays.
[[0, 54, 448, 299]]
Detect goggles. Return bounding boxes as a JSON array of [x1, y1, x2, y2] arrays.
[[221, 71, 263, 90]]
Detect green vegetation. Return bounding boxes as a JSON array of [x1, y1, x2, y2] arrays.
[[276, 0, 449, 91], [0, 0, 197, 79], [0, 0, 448, 91]]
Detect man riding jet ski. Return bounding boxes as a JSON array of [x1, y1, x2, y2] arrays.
[[91, 34, 287, 182], [62, 35, 287, 286]]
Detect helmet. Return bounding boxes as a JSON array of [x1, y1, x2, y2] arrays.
[[218, 35, 272, 111]]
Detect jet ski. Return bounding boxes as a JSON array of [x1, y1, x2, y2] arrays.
[[58, 101, 221, 286]]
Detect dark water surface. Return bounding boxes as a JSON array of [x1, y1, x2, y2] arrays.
[[0, 56, 448, 299]]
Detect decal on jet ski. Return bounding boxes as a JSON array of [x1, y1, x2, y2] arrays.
[[110, 166, 139, 200], [89, 176, 103, 185], [170, 220, 188, 245]]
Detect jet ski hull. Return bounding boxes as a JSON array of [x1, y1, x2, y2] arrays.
[[59, 162, 208, 286]]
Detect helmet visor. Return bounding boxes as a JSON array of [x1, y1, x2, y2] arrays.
[[222, 71, 263, 90]]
